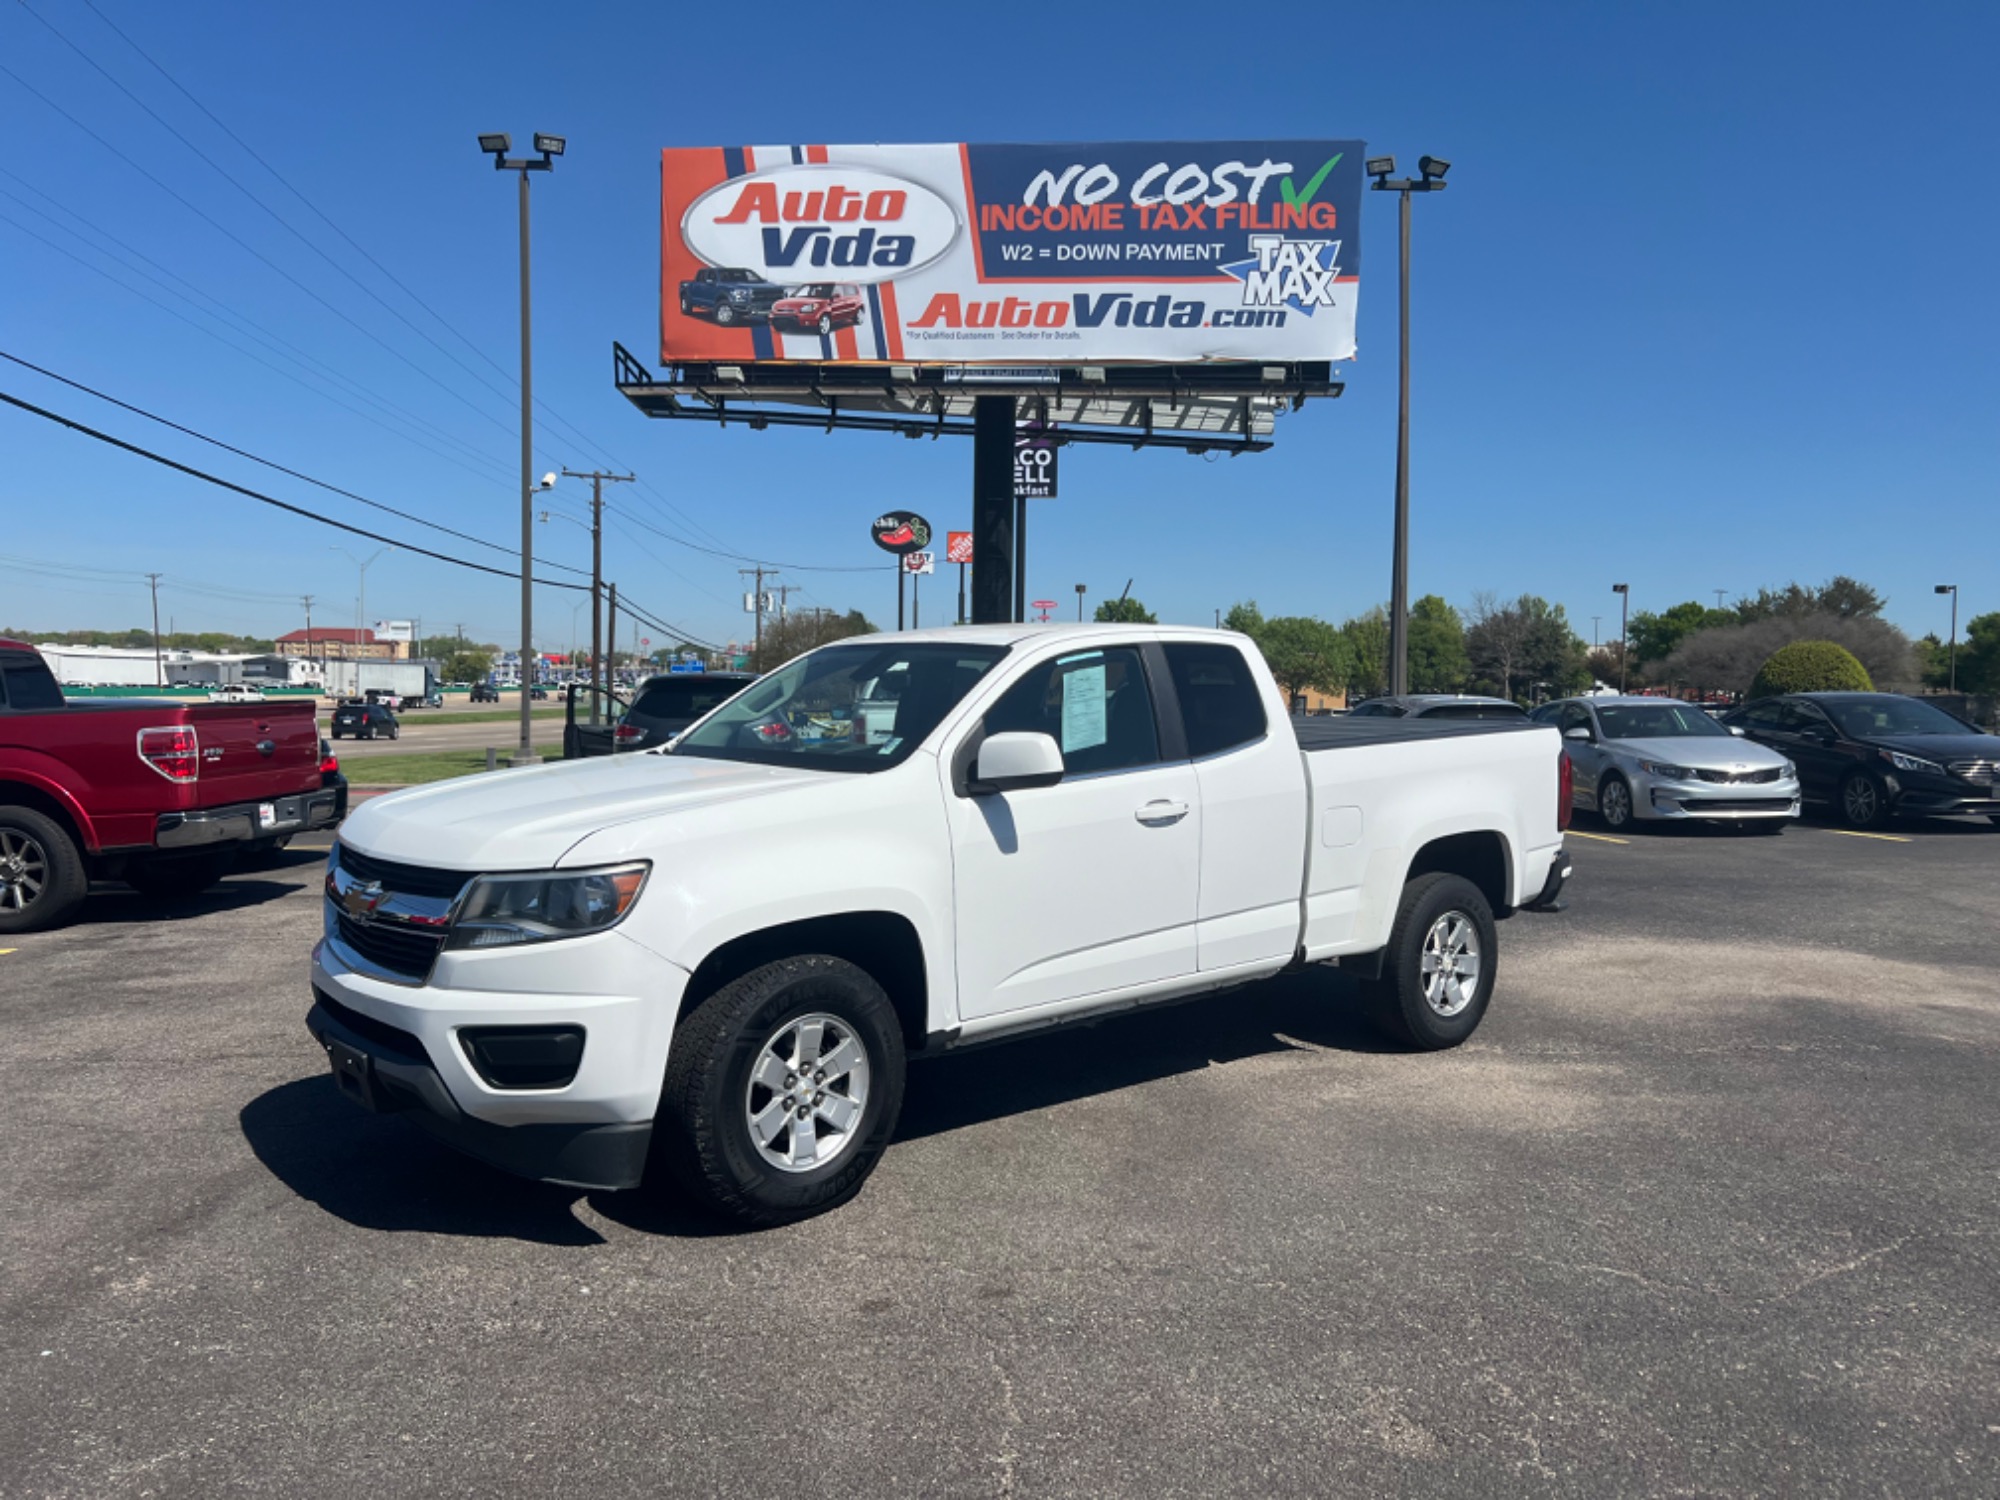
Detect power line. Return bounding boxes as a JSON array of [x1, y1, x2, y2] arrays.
[[0, 350, 586, 577], [0, 56, 524, 445], [613, 503, 890, 573], [0, 168, 522, 484]]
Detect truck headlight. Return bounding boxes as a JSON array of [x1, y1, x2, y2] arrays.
[[446, 863, 649, 950], [1879, 749, 1942, 776], [1637, 759, 1695, 781]]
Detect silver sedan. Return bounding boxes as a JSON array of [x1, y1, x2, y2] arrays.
[[1534, 696, 1802, 832]]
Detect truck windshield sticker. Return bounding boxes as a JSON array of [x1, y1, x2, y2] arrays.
[[1061, 665, 1107, 752]]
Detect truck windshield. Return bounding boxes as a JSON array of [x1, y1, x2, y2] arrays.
[[672, 643, 1008, 772]]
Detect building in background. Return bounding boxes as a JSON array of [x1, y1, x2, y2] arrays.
[[273, 627, 405, 662], [35, 644, 293, 688]]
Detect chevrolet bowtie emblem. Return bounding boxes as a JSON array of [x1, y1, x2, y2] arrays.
[[342, 879, 386, 919]]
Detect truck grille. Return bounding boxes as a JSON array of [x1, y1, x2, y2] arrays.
[[334, 844, 473, 901], [333, 910, 447, 981], [1692, 766, 1784, 785]]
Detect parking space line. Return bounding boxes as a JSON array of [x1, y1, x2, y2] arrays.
[[1567, 830, 1630, 845], [1820, 829, 1913, 843], [0, 949, 16, 957]]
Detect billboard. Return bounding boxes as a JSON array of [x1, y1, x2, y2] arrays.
[[661, 142, 1363, 366]]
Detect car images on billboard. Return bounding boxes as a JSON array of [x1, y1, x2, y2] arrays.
[[660, 141, 1365, 367]]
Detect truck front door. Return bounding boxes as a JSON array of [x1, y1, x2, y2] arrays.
[[949, 645, 1200, 1021]]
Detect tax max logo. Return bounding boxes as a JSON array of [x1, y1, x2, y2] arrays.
[[1219, 236, 1344, 316]]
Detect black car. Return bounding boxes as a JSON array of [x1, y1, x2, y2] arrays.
[[1348, 693, 1528, 722], [329, 702, 400, 741], [1724, 692, 2000, 828], [470, 683, 500, 703], [565, 671, 758, 759]]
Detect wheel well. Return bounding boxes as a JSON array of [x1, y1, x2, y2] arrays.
[[0, 782, 89, 855], [681, 913, 929, 1052], [1406, 830, 1511, 913]]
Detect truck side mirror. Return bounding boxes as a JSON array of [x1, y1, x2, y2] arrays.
[[1562, 726, 1591, 742], [973, 732, 1064, 793]]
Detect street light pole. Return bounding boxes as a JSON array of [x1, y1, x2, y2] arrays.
[[331, 546, 385, 697], [1612, 583, 1630, 692], [480, 130, 563, 763], [1368, 154, 1450, 697], [1076, 583, 1087, 621], [1936, 583, 1959, 692]]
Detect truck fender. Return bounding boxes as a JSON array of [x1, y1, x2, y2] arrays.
[[0, 760, 100, 853]]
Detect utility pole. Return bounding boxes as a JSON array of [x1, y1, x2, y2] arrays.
[[146, 573, 163, 688], [560, 468, 634, 718], [302, 595, 316, 693], [739, 567, 774, 666], [1713, 589, 1727, 611], [1591, 615, 1601, 650], [771, 584, 799, 620], [605, 582, 618, 695]]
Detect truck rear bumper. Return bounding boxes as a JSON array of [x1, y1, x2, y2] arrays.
[[158, 789, 340, 848], [306, 992, 652, 1191]]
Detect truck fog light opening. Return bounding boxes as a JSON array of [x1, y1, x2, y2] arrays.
[[458, 1025, 586, 1090]]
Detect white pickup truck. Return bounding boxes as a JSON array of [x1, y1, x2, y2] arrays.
[[308, 626, 1571, 1224]]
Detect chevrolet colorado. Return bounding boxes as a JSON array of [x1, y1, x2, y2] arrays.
[[308, 626, 1571, 1224]]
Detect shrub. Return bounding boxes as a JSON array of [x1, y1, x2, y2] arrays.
[[1749, 640, 1873, 698]]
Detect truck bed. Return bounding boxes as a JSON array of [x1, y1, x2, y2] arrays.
[[1292, 714, 1546, 752]]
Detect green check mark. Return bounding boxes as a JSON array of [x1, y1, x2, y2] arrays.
[[1280, 153, 1343, 209]]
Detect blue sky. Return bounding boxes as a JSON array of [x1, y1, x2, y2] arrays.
[[2, 0, 1994, 653]]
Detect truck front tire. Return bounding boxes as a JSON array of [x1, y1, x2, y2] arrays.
[[0, 806, 88, 934], [654, 954, 907, 1226], [1369, 872, 1499, 1050]]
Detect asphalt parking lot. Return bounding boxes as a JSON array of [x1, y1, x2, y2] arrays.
[[3, 813, 1996, 1497]]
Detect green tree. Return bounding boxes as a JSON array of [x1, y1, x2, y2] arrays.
[[1406, 595, 1468, 692], [1467, 593, 1587, 702], [1252, 616, 1350, 705], [754, 609, 876, 672], [1094, 595, 1157, 624], [443, 649, 492, 684], [1735, 576, 1885, 624], [1339, 607, 1390, 698], [1221, 600, 1265, 636], [1749, 640, 1872, 698], [1953, 612, 2000, 696], [1627, 601, 1735, 665]]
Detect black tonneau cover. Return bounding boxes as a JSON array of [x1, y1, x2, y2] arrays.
[[1292, 714, 1551, 752]]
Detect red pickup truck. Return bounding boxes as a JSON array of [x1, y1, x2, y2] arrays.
[[0, 638, 340, 932]]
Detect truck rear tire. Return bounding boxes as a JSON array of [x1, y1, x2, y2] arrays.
[[124, 850, 235, 901], [0, 806, 88, 934], [654, 954, 907, 1226], [1369, 872, 1498, 1051]]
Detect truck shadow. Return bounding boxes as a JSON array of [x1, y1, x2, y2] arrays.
[[77, 844, 330, 926], [241, 967, 1399, 1243]]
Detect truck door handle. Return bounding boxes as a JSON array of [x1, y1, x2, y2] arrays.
[[1135, 799, 1189, 826]]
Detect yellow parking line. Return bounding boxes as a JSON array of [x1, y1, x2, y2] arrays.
[[1567, 830, 1630, 845], [0, 948, 16, 956], [1821, 829, 1912, 843]]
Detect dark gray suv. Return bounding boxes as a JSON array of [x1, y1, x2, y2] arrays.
[[565, 672, 757, 758]]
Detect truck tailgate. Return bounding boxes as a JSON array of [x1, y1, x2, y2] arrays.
[[183, 701, 323, 804]]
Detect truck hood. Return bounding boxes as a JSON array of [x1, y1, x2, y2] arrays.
[[337, 752, 829, 870]]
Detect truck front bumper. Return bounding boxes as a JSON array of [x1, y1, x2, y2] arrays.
[[158, 788, 341, 849], [307, 925, 689, 1191]]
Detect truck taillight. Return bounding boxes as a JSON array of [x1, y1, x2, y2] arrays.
[[1557, 751, 1573, 832], [138, 725, 199, 782]]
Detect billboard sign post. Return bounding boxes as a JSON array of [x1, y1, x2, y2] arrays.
[[661, 141, 1363, 367]]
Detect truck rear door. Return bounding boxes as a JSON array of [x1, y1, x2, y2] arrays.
[[1159, 641, 1310, 971], [183, 702, 322, 805]]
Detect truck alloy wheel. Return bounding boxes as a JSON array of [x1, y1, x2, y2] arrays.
[[0, 809, 87, 933], [656, 954, 906, 1225], [715, 303, 737, 325], [1369, 872, 1498, 1050]]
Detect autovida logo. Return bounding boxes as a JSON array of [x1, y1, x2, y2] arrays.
[[682, 165, 959, 282]]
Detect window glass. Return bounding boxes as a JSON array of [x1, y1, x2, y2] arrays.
[[1, 662, 62, 711], [1559, 703, 1593, 736], [1596, 702, 1732, 739], [674, 643, 1006, 773], [985, 647, 1160, 776], [1420, 702, 1528, 721], [1738, 700, 1788, 729], [629, 676, 747, 722], [1164, 643, 1267, 757], [1348, 700, 1402, 718], [1821, 695, 1970, 737], [1780, 702, 1831, 733]]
